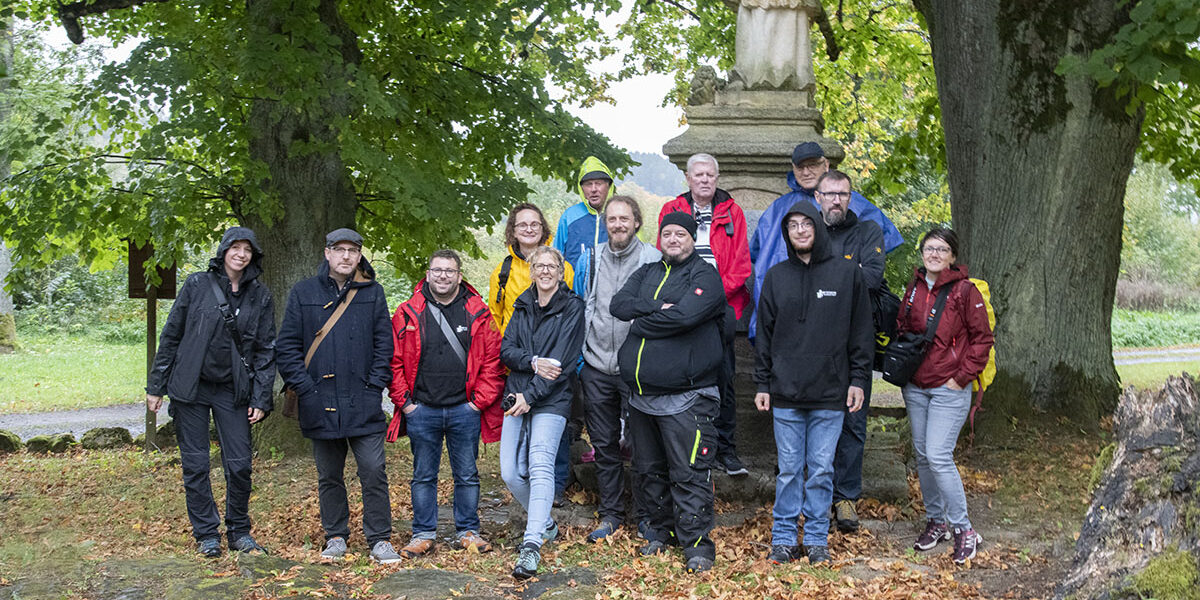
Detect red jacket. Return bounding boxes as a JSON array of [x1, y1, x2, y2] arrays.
[[658, 190, 753, 319], [896, 264, 995, 390], [389, 280, 505, 443]]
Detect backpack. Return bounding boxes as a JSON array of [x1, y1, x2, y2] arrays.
[[870, 281, 902, 371], [965, 277, 997, 443]]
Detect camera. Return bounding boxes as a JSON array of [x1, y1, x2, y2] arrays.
[[502, 393, 518, 412]]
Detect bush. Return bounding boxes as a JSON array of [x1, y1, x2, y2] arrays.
[[1115, 277, 1200, 311], [1112, 309, 1200, 348]]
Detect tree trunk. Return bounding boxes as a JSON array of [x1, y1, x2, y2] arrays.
[[241, 0, 362, 455], [915, 0, 1143, 427], [1055, 376, 1200, 599]]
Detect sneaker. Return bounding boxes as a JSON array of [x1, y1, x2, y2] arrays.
[[637, 519, 652, 541], [685, 556, 714, 573], [197, 537, 222, 558], [512, 542, 541, 580], [399, 536, 435, 558], [230, 534, 267, 555], [767, 544, 798, 564], [370, 540, 402, 564], [806, 545, 831, 565], [455, 531, 492, 553], [833, 500, 860, 533], [320, 537, 347, 560], [580, 446, 596, 463], [718, 453, 749, 477], [542, 520, 559, 544], [913, 520, 951, 551], [952, 528, 982, 565], [640, 540, 668, 556], [586, 518, 620, 543]]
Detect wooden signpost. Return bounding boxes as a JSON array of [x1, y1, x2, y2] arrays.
[[128, 241, 176, 452]]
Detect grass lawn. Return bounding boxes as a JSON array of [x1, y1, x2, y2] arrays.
[[1117, 359, 1200, 389], [0, 336, 145, 413]]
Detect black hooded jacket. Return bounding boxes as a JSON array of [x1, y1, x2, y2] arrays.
[[276, 254, 394, 440], [500, 282, 586, 418], [147, 227, 277, 412], [753, 202, 873, 411]]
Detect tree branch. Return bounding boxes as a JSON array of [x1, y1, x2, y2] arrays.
[[656, 0, 701, 22], [57, 0, 172, 44], [813, 2, 841, 62]]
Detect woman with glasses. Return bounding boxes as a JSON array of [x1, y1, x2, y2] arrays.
[[898, 228, 994, 565], [498, 246, 585, 579], [488, 203, 575, 334]]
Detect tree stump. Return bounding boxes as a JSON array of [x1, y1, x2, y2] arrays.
[[1056, 375, 1200, 600]]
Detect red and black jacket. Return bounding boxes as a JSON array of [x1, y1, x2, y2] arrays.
[[896, 264, 995, 390], [657, 189, 753, 319]]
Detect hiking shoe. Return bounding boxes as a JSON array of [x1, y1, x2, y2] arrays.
[[399, 536, 435, 558], [512, 542, 541, 580], [637, 519, 652, 541], [718, 453, 749, 477], [913, 520, 951, 551], [806, 545, 831, 565], [320, 536, 347, 559], [371, 541, 402, 564], [640, 540, 668, 556], [833, 500, 860, 533], [230, 534, 267, 555], [542, 520, 559, 544], [454, 531, 492, 553], [587, 518, 620, 543], [685, 556, 714, 573], [767, 544, 798, 564], [952, 528, 982, 565], [197, 537, 222, 558]]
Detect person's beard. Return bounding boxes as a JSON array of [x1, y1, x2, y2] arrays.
[[824, 209, 845, 227]]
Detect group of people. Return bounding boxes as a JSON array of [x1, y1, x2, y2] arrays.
[[145, 143, 995, 579]]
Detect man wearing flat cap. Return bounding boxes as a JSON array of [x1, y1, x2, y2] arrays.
[[276, 228, 400, 564], [610, 212, 727, 574]]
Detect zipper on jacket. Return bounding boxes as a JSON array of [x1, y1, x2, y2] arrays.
[[634, 264, 671, 395]]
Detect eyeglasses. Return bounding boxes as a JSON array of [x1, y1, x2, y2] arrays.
[[328, 246, 361, 256], [817, 191, 851, 201], [786, 220, 815, 231], [795, 160, 827, 173], [515, 222, 542, 232], [922, 246, 952, 256], [427, 268, 460, 277], [532, 263, 558, 273]]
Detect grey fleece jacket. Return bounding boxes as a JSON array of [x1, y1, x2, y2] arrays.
[[584, 238, 661, 374]]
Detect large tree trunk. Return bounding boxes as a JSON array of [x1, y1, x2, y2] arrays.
[[241, 0, 362, 455], [915, 1, 1143, 427]]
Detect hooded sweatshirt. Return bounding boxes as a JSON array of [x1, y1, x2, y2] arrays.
[[753, 202, 874, 411], [147, 226, 277, 411], [583, 238, 661, 374], [556, 156, 616, 297]]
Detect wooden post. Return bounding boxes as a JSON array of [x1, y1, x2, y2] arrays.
[[145, 285, 157, 451]]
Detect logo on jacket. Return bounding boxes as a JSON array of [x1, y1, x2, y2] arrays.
[[816, 289, 838, 298], [456, 325, 469, 333], [694, 288, 703, 295]]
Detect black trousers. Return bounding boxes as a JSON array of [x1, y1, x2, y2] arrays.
[[833, 377, 873, 502], [580, 363, 631, 522], [715, 306, 738, 458], [628, 396, 718, 561], [171, 380, 253, 543], [311, 432, 392, 546]]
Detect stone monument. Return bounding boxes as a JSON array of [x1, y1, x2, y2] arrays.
[[663, 0, 843, 211]]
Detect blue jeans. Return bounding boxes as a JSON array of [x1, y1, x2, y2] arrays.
[[406, 402, 482, 538], [771, 407, 845, 547], [904, 383, 973, 530], [500, 411, 567, 547]]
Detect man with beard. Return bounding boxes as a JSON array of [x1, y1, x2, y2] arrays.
[[611, 212, 726, 573], [754, 202, 872, 566], [815, 170, 885, 533], [579, 196, 661, 543]]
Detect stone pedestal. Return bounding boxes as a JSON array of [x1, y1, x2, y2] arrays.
[[663, 89, 844, 211]]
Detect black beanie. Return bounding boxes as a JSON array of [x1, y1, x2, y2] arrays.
[[660, 211, 698, 240]]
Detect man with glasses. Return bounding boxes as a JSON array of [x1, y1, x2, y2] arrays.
[[388, 249, 505, 558], [814, 170, 885, 533], [276, 228, 400, 563]]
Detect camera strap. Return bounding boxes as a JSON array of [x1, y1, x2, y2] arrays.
[[209, 274, 252, 372]]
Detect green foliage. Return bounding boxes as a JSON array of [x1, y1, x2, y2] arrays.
[[1111, 309, 1200, 348], [1089, 443, 1115, 491], [1, 1, 637, 284], [1120, 161, 1200, 287]]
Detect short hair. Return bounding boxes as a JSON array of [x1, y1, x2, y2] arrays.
[[604, 195, 643, 232], [686, 153, 719, 175], [919, 228, 960, 257], [816, 169, 852, 191], [503, 202, 551, 249], [428, 249, 461, 270], [526, 246, 565, 281]]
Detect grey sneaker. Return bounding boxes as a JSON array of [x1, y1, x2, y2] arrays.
[[230, 534, 267, 554], [542, 520, 559, 544], [320, 536, 347, 560], [685, 555, 714, 573], [371, 540, 402, 564], [512, 542, 541, 579], [197, 537, 222, 558]]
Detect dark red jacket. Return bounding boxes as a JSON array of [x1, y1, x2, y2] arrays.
[[896, 264, 995, 389], [389, 280, 505, 443], [658, 190, 753, 319]]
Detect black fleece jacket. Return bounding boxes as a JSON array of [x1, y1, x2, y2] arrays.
[[611, 251, 726, 396], [754, 202, 873, 411], [500, 283, 586, 418]]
